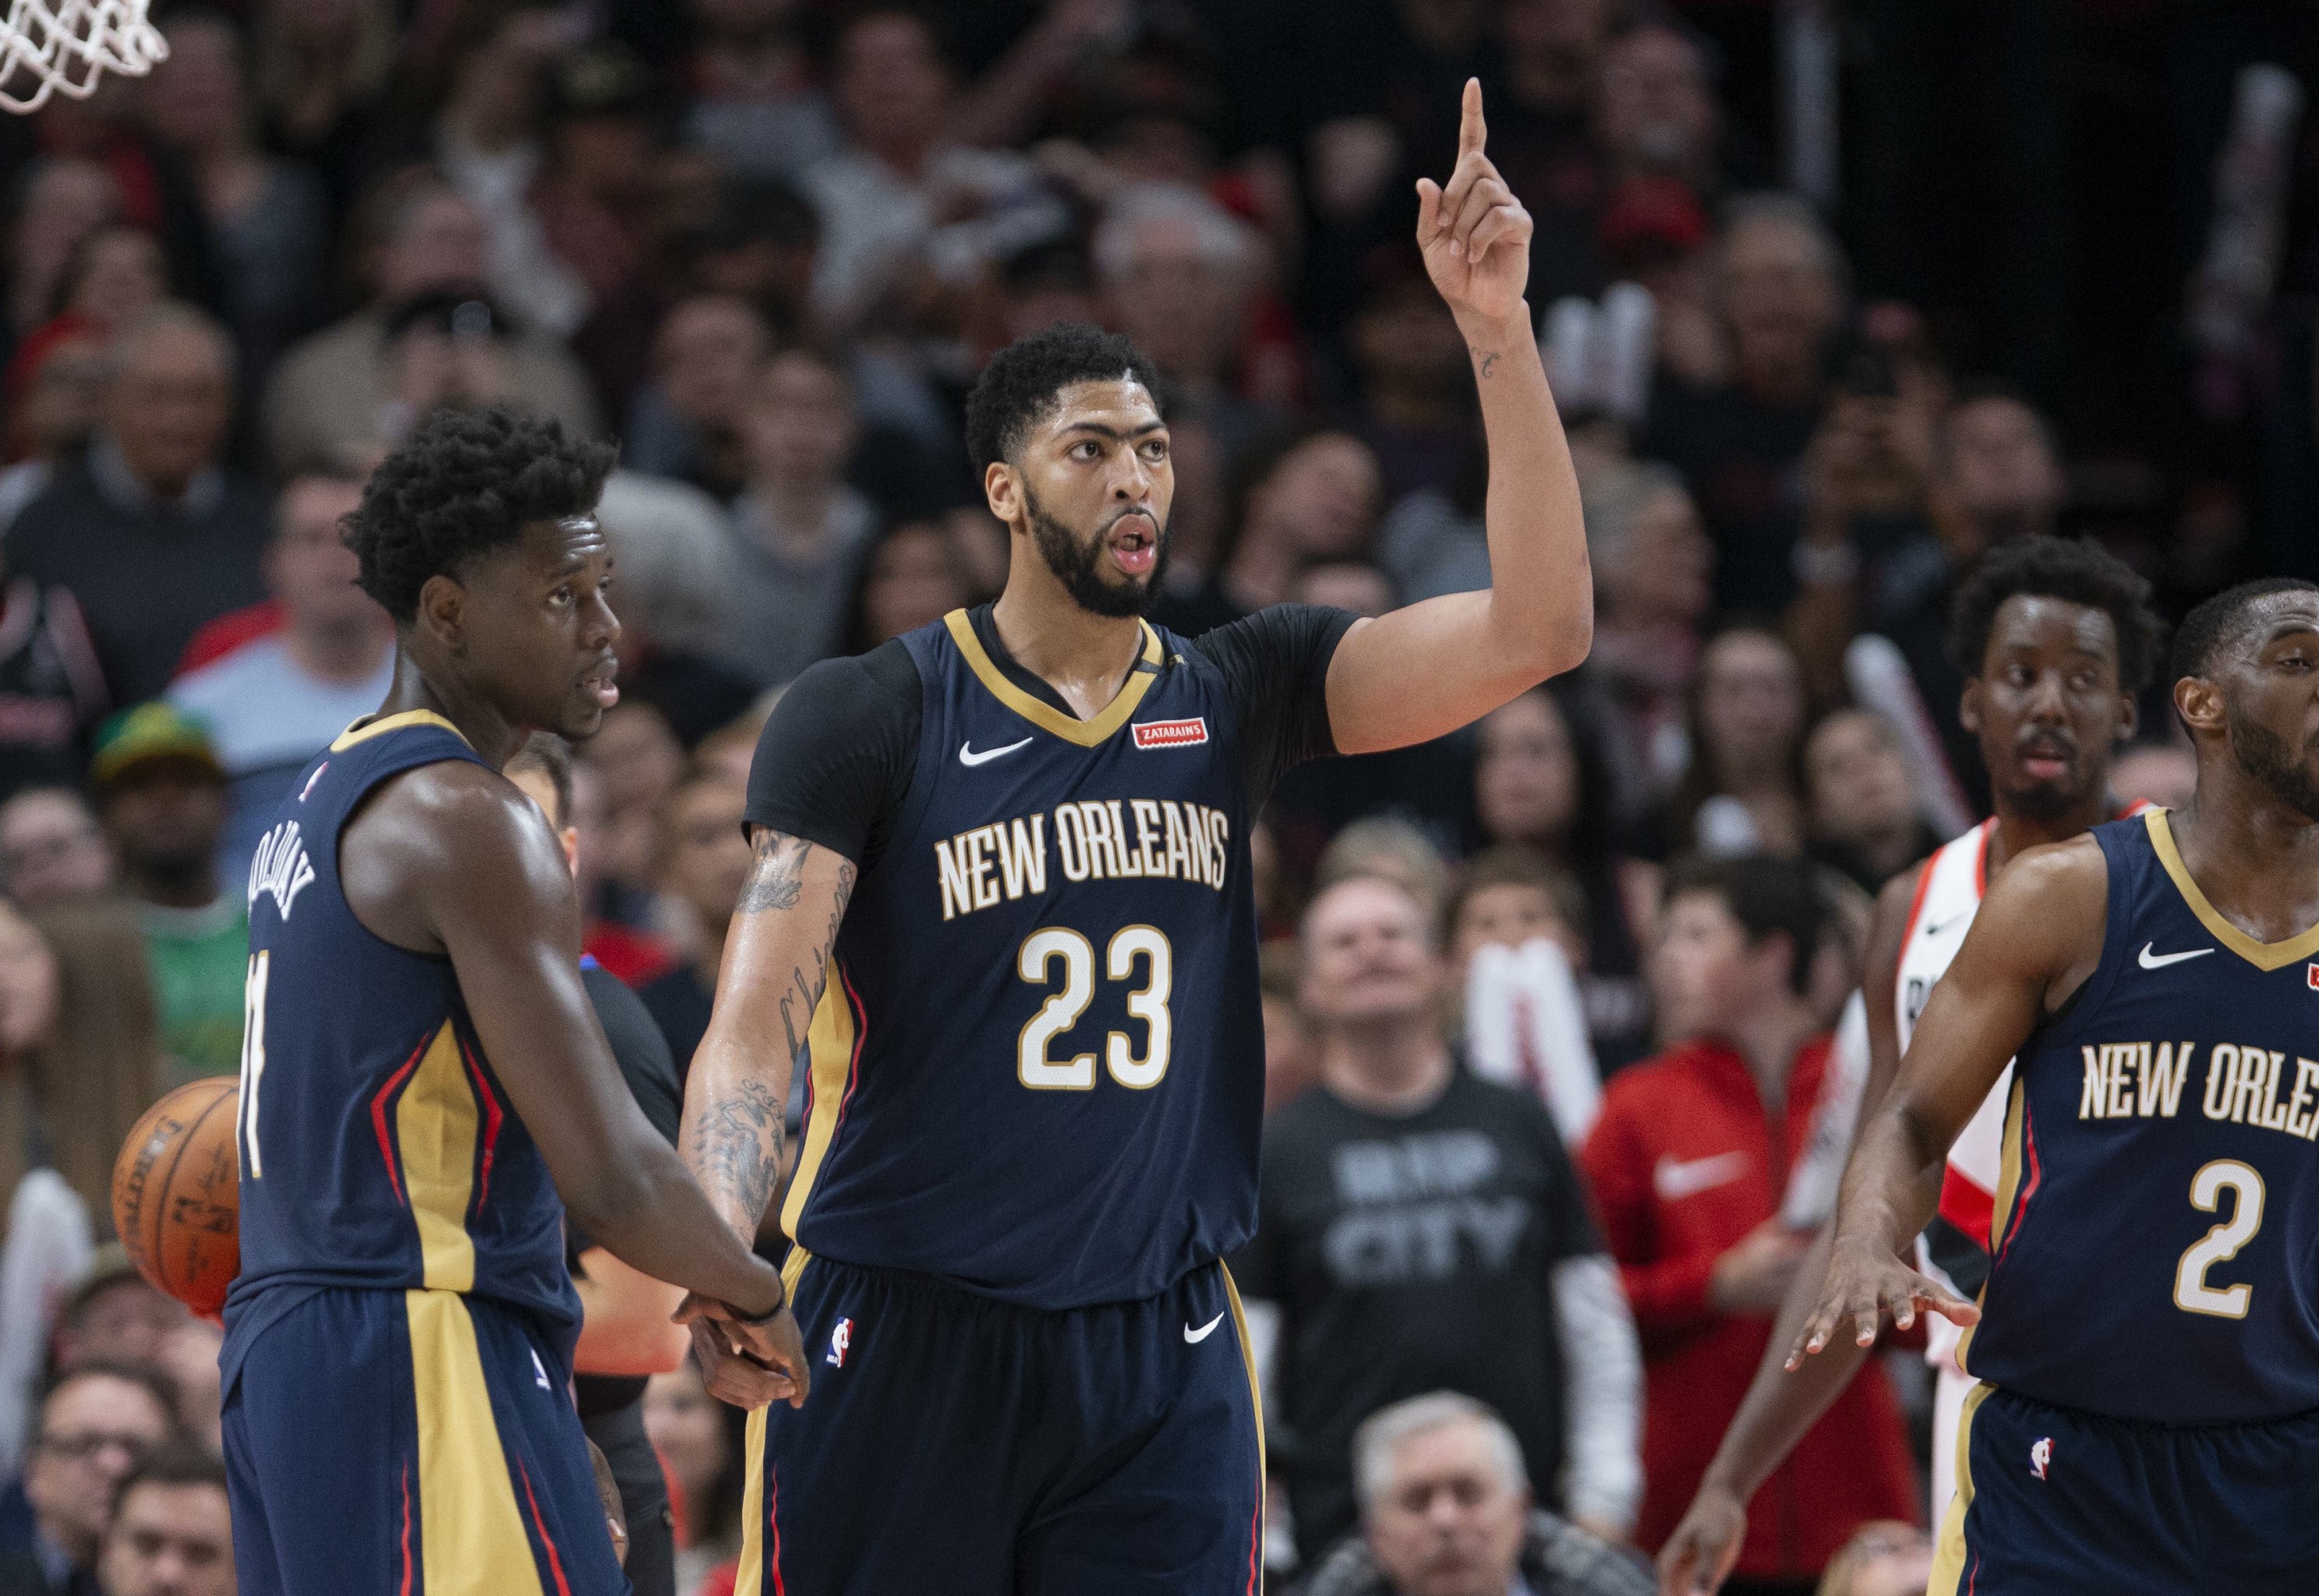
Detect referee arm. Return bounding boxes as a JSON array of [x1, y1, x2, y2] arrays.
[[678, 826, 857, 1407], [1324, 79, 1592, 757]]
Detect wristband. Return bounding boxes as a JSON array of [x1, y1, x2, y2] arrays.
[[734, 1277, 787, 1326]]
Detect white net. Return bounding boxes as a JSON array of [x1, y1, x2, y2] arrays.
[[0, 0, 164, 115]]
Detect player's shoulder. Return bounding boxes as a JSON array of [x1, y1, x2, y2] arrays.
[[355, 758, 563, 884]]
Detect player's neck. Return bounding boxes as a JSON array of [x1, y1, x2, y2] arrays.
[[989, 574, 1146, 719], [376, 650, 524, 768], [2170, 767, 2319, 937], [1318, 1020, 1454, 1116], [1987, 787, 2119, 874]]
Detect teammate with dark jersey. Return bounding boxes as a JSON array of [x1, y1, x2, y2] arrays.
[[677, 83, 1594, 1593], [1657, 537, 2165, 1594], [223, 410, 795, 1596], [1793, 576, 2319, 1593]]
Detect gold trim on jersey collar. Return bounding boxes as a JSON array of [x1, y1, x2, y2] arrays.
[[330, 709, 472, 752], [2144, 808, 2319, 972], [942, 609, 1163, 748]]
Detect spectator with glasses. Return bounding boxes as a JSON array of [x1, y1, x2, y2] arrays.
[[4, 1364, 179, 1595]]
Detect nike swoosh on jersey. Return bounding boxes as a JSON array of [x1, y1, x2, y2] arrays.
[[2137, 942, 2215, 970], [1184, 1312, 1226, 1344], [1653, 1150, 1752, 1202], [1923, 913, 1969, 937], [959, 736, 1034, 768]]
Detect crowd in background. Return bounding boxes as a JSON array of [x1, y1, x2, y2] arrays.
[[0, 0, 2300, 1591]]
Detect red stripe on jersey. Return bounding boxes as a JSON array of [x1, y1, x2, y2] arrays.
[[458, 1036, 506, 1210], [1971, 821, 1992, 897], [518, 1460, 574, 1596], [369, 1037, 429, 1207], [1996, 1101, 2044, 1267], [1937, 1166, 1997, 1250]]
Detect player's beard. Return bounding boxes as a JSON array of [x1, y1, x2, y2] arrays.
[[2226, 700, 2319, 821], [1025, 488, 1169, 619]]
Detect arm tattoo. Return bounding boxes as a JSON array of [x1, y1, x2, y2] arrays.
[[1472, 347, 1499, 379], [737, 830, 811, 913]]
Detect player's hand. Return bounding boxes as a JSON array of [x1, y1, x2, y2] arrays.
[[675, 1291, 811, 1411], [1786, 1236, 1978, 1371], [1415, 79, 1532, 324], [1656, 1480, 1746, 1596], [586, 1438, 628, 1568]]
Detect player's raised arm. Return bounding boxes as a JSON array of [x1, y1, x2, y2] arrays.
[[1792, 840, 2106, 1364], [1324, 79, 1592, 756], [380, 768, 797, 1334]]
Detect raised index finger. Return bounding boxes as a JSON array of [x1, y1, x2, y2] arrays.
[[1459, 76, 1485, 160]]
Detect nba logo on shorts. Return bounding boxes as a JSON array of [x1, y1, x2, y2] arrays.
[[827, 1318, 853, 1368], [2029, 1436, 2052, 1481]]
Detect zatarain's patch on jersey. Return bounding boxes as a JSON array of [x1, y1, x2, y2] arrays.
[[1132, 716, 1208, 750]]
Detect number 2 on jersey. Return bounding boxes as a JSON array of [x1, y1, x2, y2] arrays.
[[236, 951, 270, 1179], [2174, 1158, 2264, 1318], [1016, 927, 1172, 1089]]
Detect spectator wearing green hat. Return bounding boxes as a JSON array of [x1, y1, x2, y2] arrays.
[[90, 704, 244, 1086]]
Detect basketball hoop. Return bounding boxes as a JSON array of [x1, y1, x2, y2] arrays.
[[0, 0, 166, 115]]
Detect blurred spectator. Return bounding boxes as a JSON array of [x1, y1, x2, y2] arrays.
[[592, 472, 761, 747], [52, 1252, 185, 1375], [1258, 941, 1319, 1114], [1094, 183, 1273, 457], [797, 6, 1067, 332], [637, 770, 751, 1076], [0, 547, 108, 803], [1298, 1392, 1653, 1596], [152, 1325, 220, 1459], [249, 0, 398, 228], [2112, 738, 2197, 813], [1812, 1521, 1932, 1596], [567, 756, 676, 989], [834, 518, 980, 656], [260, 172, 598, 475], [1579, 856, 1915, 1588], [1666, 628, 1808, 858], [1643, 196, 1846, 613], [56, 231, 170, 339], [0, 323, 108, 528], [622, 295, 774, 497], [1802, 710, 1940, 895], [578, 700, 686, 964], [1445, 846, 1589, 977], [1182, 427, 1383, 630], [1483, 0, 1615, 308], [1290, 562, 1395, 619], [90, 706, 244, 1084], [5, 1363, 178, 1594], [17, 898, 167, 1222], [4, 162, 118, 374], [1338, 249, 1476, 503], [1938, 383, 2064, 549], [8, 306, 269, 706], [1311, 817, 1455, 926], [1472, 689, 1654, 1070], [0, 793, 111, 907], [145, 10, 331, 381], [716, 347, 876, 686], [1583, 461, 1712, 810], [681, 0, 840, 180], [1234, 875, 1642, 1565], [168, 473, 391, 885], [93, 1445, 231, 1596], [642, 1360, 743, 1596], [688, 175, 822, 338], [1593, 22, 1723, 200]]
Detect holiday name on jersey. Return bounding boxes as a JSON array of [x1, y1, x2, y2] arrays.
[[2079, 1040, 2319, 1142], [935, 800, 1232, 921]]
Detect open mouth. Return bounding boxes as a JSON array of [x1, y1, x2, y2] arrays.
[[1108, 515, 1157, 577], [580, 660, 620, 709], [2017, 736, 2073, 782]]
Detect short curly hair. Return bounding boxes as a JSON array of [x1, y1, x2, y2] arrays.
[[2171, 576, 2319, 683], [345, 408, 617, 623], [1946, 535, 2164, 693], [962, 322, 1161, 471]]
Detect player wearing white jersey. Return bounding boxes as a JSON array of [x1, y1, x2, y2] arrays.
[[1658, 537, 2165, 1596]]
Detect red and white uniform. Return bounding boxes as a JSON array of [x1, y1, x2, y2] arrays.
[[1894, 806, 2148, 1519]]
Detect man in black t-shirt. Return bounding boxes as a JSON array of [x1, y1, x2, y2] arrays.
[[1233, 874, 1642, 1568], [679, 90, 1598, 1593]]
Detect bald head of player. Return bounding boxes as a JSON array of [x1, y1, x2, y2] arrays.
[[963, 322, 1171, 620], [1947, 535, 2164, 822], [2171, 576, 2319, 820], [342, 408, 621, 764]]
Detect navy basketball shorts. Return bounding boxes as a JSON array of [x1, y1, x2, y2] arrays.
[[735, 1254, 1264, 1596], [1933, 1382, 2319, 1594], [222, 1287, 626, 1596]]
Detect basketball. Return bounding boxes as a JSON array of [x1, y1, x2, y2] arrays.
[[111, 1076, 241, 1319]]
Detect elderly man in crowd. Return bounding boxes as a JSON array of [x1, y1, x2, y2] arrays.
[[94, 1448, 231, 1596], [1300, 1392, 1653, 1596], [5, 307, 270, 706], [1235, 874, 1641, 1570]]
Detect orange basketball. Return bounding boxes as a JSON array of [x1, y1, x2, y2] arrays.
[[111, 1077, 241, 1319]]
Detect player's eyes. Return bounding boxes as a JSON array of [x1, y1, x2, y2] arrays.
[[1070, 441, 1101, 461], [1141, 440, 1168, 461]]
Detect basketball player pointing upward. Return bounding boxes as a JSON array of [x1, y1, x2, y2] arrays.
[[224, 411, 793, 1596], [1797, 577, 2319, 1594], [680, 80, 1588, 1593]]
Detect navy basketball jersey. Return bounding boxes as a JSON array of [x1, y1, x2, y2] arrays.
[[1961, 810, 2319, 1422], [783, 611, 1269, 1309], [223, 711, 579, 1375]]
